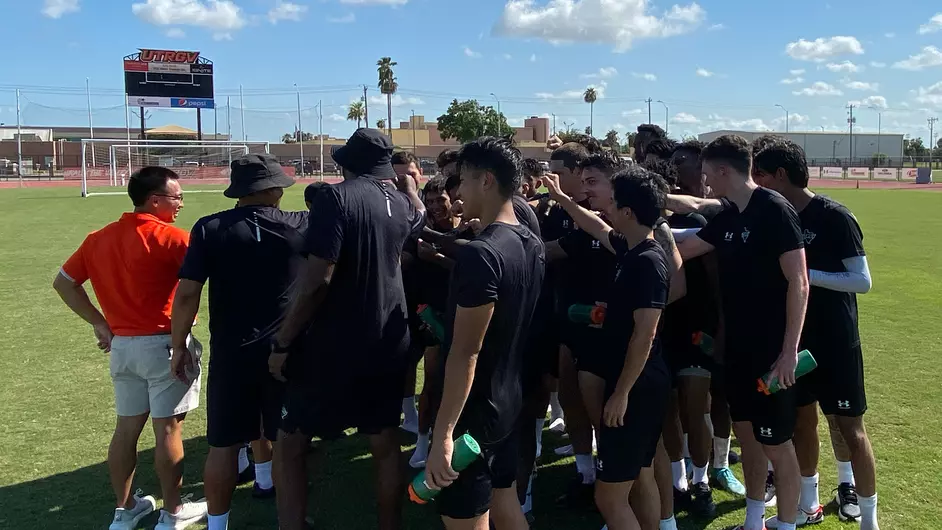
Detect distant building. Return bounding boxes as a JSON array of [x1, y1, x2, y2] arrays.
[[698, 129, 905, 163]]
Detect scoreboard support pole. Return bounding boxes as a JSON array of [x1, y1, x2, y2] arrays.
[[197, 109, 203, 141]]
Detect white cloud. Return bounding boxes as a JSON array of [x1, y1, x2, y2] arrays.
[[884, 32, 896, 38], [42, 0, 79, 18], [622, 108, 643, 117], [502, 53, 513, 60], [632, 72, 657, 81], [870, 61, 886, 68], [132, 0, 246, 38], [494, 0, 706, 53], [707, 23, 724, 31], [530, 54, 537, 62], [612, 123, 626, 130], [340, 0, 407, 4], [672, 112, 700, 124], [915, 81, 942, 107], [918, 13, 942, 34], [790, 69, 805, 75], [268, 2, 306, 23], [706, 114, 772, 131], [892, 46, 942, 70], [536, 80, 607, 100], [464, 46, 482, 58], [857, 95, 888, 109], [165, 27, 186, 37], [825, 60, 860, 73], [580, 67, 618, 79], [771, 113, 809, 128], [785, 36, 864, 62], [792, 81, 843, 96], [844, 80, 878, 91], [328, 113, 345, 122], [328, 13, 355, 23], [780, 76, 804, 85], [695, 67, 714, 77], [368, 94, 425, 107]]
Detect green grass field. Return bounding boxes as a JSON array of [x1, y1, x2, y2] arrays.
[[0, 185, 940, 530]]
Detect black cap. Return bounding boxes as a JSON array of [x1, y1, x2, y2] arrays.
[[331, 128, 397, 180], [224, 154, 296, 199], [303, 181, 329, 203]]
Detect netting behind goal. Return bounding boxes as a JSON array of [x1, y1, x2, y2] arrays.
[[79, 139, 271, 197]]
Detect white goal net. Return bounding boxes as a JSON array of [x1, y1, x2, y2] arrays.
[[79, 139, 271, 197]]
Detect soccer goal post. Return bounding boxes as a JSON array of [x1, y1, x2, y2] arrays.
[[79, 139, 271, 197]]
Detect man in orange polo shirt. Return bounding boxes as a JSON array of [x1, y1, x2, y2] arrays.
[[53, 167, 208, 530]]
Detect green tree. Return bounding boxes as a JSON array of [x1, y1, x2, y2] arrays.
[[604, 129, 620, 150], [584, 87, 597, 136], [436, 99, 513, 143], [347, 101, 365, 128], [281, 130, 313, 143], [377, 57, 398, 137], [904, 137, 926, 157], [376, 118, 386, 131], [624, 131, 637, 153], [557, 128, 582, 144]]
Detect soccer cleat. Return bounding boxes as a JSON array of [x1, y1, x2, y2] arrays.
[[765, 506, 824, 528], [729, 450, 741, 465], [548, 417, 566, 434], [555, 476, 596, 510], [765, 471, 777, 507], [730, 526, 767, 530], [109, 490, 156, 530], [252, 482, 276, 499], [554, 444, 575, 456], [673, 487, 691, 514], [711, 467, 746, 496], [834, 482, 861, 521], [153, 495, 208, 530], [689, 482, 716, 518]]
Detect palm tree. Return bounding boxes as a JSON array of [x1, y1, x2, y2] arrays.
[[376, 118, 386, 131], [604, 129, 620, 150], [347, 101, 365, 128], [377, 57, 398, 137], [583, 87, 597, 136], [281, 133, 294, 144]]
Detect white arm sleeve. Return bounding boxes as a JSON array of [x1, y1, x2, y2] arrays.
[[671, 227, 701, 244], [808, 255, 872, 294]]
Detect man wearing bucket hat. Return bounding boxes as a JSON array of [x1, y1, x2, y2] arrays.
[[171, 154, 308, 530], [269, 129, 425, 530]]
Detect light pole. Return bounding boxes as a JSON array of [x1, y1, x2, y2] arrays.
[[295, 84, 304, 177], [775, 104, 789, 133], [411, 109, 416, 153], [490, 92, 501, 135], [317, 100, 324, 178], [656, 100, 668, 134], [86, 77, 96, 166], [869, 106, 882, 157]]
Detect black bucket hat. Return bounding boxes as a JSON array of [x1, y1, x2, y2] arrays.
[[224, 154, 296, 199], [331, 128, 397, 180]]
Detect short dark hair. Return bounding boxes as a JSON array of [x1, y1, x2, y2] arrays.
[[391, 151, 419, 167], [304, 181, 329, 204], [520, 158, 544, 181], [754, 137, 810, 188], [751, 135, 782, 156], [550, 142, 589, 171], [127, 166, 179, 207], [572, 134, 603, 154], [637, 124, 667, 138], [436, 149, 459, 171], [673, 139, 704, 157], [645, 138, 677, 161], [456, 136, 522, 199], [701, 135, 752, 176], [642, 157, 677, 188], [579, 150, 626, 177], [424, 175, 448, 196], [611, 166, 664, 228]]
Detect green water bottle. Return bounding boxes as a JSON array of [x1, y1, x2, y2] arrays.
[[757, 350, 818, 395], [417, 304, 445, 344], [568, 303, 606, 326], [691, 331, 715, 357], [408, 433, 482, 504]]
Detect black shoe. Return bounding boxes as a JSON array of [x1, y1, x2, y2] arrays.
[[835, 482, 861, 521], [689, 482, 716, 518], [673, 487, 691, 514], [237, 465, 256, 485], [728, 450, 740, 465], [524, 510, 535, 527], [555, 476, 595, 510], [252, 482, 276, 499]]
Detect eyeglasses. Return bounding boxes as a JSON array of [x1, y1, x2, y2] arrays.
[[154, 193, 184, 201]]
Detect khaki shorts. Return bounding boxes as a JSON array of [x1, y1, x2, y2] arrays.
[[110, 334, 202, 419]]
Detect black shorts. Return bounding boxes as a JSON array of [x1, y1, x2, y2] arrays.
[[437, 430, 519, 519], [664, 342, 714, 383], [560, 324, 607, 377], [724, 362, 797, 446], [207, 350, 285, 448], [796, 344, 867, 417], [596, 358, 670, 483]]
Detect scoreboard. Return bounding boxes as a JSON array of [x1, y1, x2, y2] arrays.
[[124, 49, 215, 109]]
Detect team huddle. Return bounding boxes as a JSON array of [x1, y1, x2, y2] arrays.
[[53, 124, 880, 530]]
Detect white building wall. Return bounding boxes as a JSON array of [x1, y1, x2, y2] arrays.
[[697, 130, 904, 161]]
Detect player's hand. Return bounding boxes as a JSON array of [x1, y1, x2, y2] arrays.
[[93, 323, 114, 353], [426, 435, 458, 490], [268, 352, 288, 382], [416, 238, 439, 261], [541, 173, 568, 202], [546, 135, 563, 151], [602, 393, 629, 428], [456, 217, 483, 235], [395, 171, 419, 195], [450, 199, 465, 219], [170, 345, 194, 384], [769, 349, 799, 389]]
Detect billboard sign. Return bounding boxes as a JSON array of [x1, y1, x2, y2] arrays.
[[124, 49, 214, 108], [808, 167, 822, 178], [873, 168, 899, 180], [849, 167, 869, 179], [903, 168, 918, 179], [822, 167, 843, 178]]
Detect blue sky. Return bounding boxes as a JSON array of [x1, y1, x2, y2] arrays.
[[2, 0, 941, 144]]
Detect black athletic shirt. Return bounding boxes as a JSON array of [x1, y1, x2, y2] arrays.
[[179, 206, 308, 357], [799, 195, 865, 350], [442, 221, 546, 444], [512, 194, 542, 238], [302, 176, 425, 368], [696, 188, 803, 371], [557, 225, 617, 312], [600, 234, 670, 383], [663, 212, 714, 351]]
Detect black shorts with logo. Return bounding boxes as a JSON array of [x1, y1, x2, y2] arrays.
[[560, 323, 607, 377], [724, 357, 798, 446], [436, 429, 520, 519], [796, 343, 867, 417], [664, 342, 715, 384]]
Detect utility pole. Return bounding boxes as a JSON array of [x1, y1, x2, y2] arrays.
[[363, 85, 369, 128], [411, 109, 416, 153], [552, 113, 556, 135], [930, 117, 939, 173], [15, 89, 22, 186], [775, 104, 789, 133], [318, 100, 324, 178], [239, 84, 246, 141], [645, 98, 653, 124], [869, 107, 882, 156], [86, 77, 96, 166], [847, 104, 856, 164], [490, 93, 501, 135], [295, 84, 305, 177], [656, 100, 668, 134]]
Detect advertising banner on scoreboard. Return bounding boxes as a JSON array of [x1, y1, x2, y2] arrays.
[[124, 49, 214, 106], [873, 168, 899, 180], [822, 167, 843, 178], [849, 167, 869, 179], [808, 167, 822, 178]]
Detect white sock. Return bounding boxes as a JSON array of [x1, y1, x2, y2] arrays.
[[255, 460, 273, 490], [745, 497, 766, 530], [836, 460, 856, 485], [575, 454, 595, 483], [859, 493, 879, 530], [768, 460, 775, 472], [670, 460, 688, 491], [207, 511, 229, 530], [415, 433, 430, 454], [535, 418, 545, 459], [692, 464, 709, 486], [799, 473, 820, 512], [704, 413, 714, 438], [682, 433, 690, 459], [659, 515, 678, 530], [237, 447, 250, 474], [402, 396, 418, 424], [713, 437, 731, 469], [549, 392, 564, 420]]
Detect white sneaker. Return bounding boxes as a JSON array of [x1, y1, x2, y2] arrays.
[[153, 496, 208, 530], [409, 441, 429, 469], [548, 417, 566, 434], [109, 490, 156, 530]]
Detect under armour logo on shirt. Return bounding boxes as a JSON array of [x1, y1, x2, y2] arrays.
[[838, 400, 851, 410], [759, 427, 773, 438], [724, 232, 734, 242], [563, 220, 571, 229], [591, 239, 601, 249]]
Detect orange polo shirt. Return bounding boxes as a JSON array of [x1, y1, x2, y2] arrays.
[[61, 212, 190, 337]]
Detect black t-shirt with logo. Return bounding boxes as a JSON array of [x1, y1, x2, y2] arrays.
[[696, 188, 803, 374], [179, 206, 308, 362], [557, 225, 617, 315], [799, 195, 865, 351], [599, 234, 670, 384], [512, 194, 542, 238], [301, 177, 425, 372], [441, 222, 545, 444], [663, 212, 715, 351]]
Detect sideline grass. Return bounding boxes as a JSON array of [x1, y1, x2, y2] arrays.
[[0, 186, 939, 529]]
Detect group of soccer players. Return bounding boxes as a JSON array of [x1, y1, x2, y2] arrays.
[[55, 122, 880, 530]]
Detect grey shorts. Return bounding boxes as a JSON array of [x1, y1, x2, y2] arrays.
[[110, 334, 202, 418]]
